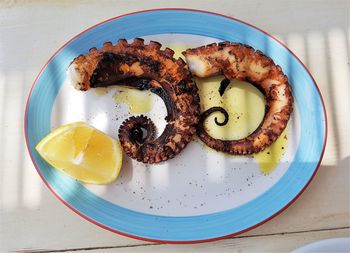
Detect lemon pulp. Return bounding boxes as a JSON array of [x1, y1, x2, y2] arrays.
[[36, 122, 122, 184]]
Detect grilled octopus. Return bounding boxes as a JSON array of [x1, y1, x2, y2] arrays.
[[183, 42, 293, 155], [68, 38, 200, 163]]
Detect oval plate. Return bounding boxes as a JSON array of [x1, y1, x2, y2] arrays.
[[25, 9, 327, 243]]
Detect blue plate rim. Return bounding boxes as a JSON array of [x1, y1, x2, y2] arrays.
[[24, 8, 328, 243]]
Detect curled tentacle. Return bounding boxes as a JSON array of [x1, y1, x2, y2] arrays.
[[118, 115, 157, 162], [200, 107, 229, 127], [218, 78, 230, 97], [68, 39, 200, 163], [183, 42, 293, 155]]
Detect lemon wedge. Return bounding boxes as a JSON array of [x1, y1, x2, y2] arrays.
[[36, 122, 122, 184]]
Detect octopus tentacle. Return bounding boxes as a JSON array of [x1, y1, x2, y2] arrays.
[[200, 107, 229, 127], [183, 42, 293, 155], [68, 38, 200, 163], [218, 78, 230, 96]]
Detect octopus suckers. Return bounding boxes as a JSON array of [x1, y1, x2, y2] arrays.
[[183, 42, 293, 155], [69, 39, 200, 163]]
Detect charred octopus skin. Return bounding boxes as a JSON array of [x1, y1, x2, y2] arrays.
[[183, 42, 293, 155], [68, 38, 200, 163]]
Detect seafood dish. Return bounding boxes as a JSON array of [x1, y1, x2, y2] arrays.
[[68, 39, 293, 162]]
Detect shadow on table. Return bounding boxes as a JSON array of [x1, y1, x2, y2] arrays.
[[0, 1, 349, 251]]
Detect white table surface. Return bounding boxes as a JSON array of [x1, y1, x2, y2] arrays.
[[0, 0, 349, 252]]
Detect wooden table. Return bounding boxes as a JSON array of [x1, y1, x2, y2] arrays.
[[0, 1, 349, 252]]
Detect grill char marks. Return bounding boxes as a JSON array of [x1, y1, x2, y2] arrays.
[[183, 42, 293, 155], [90, 52, 162, 88], [140, 57, 161, 73], [69, 38, 200, 163], [90, 52, 136, 87]]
